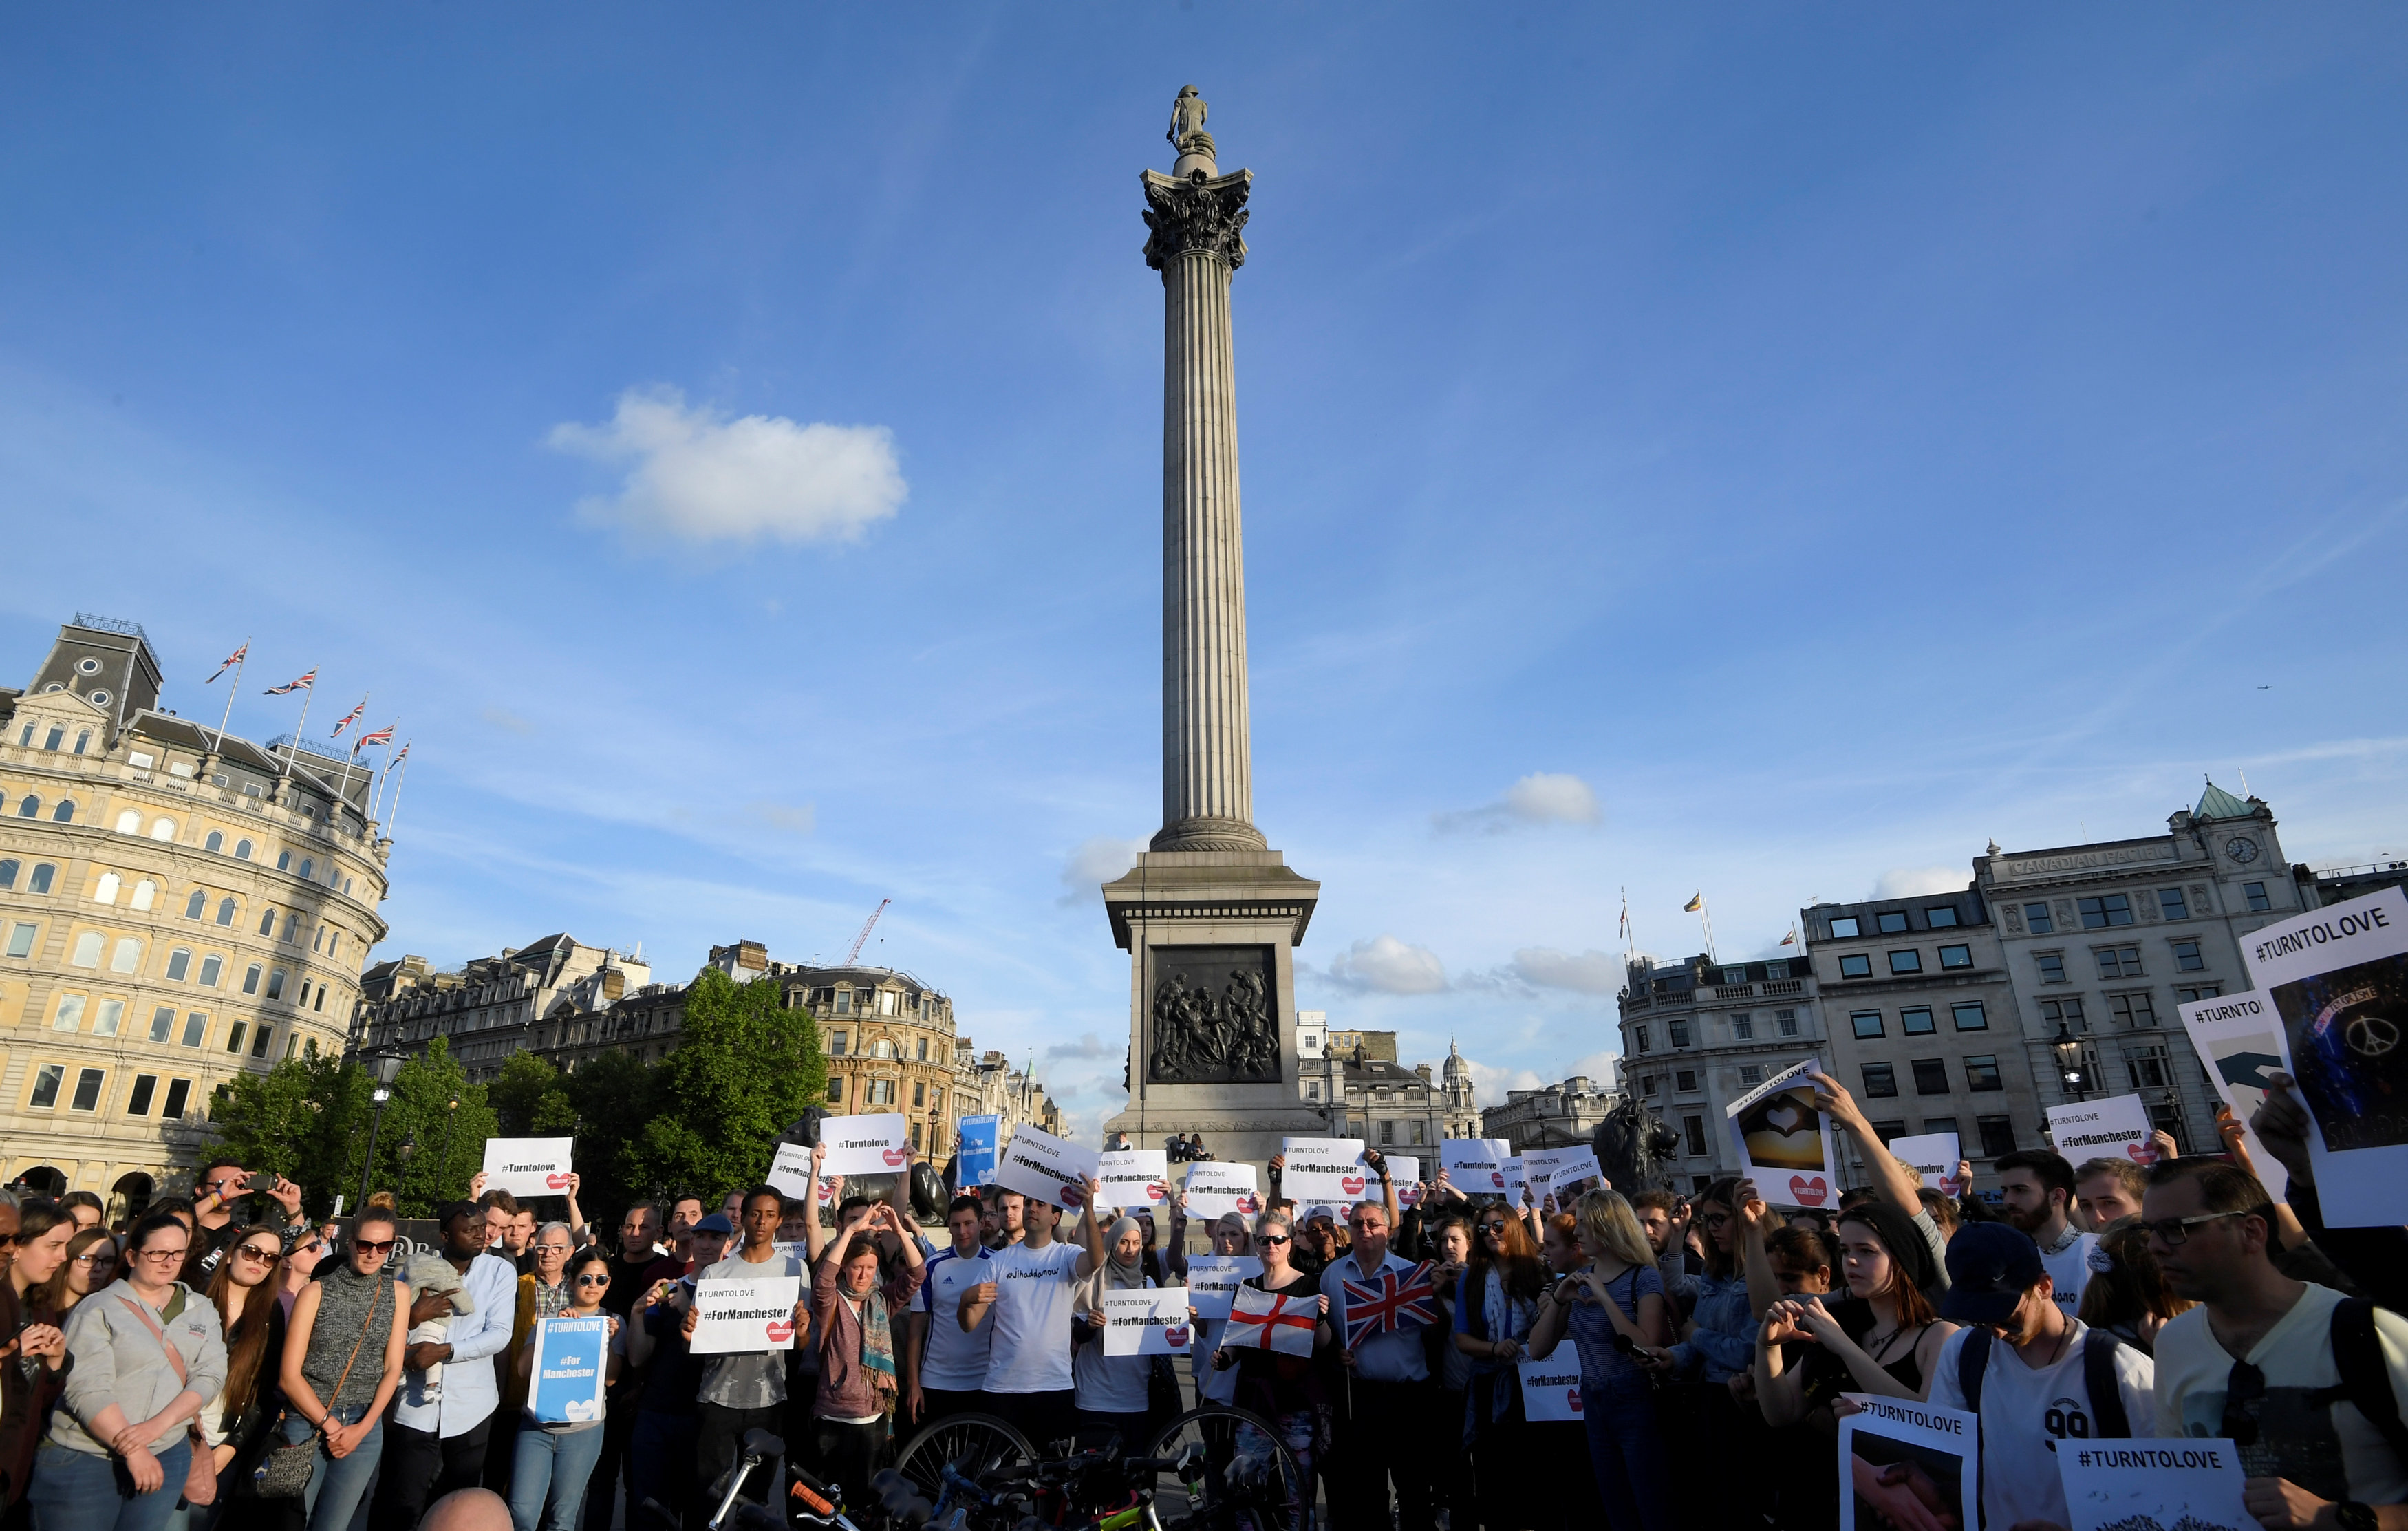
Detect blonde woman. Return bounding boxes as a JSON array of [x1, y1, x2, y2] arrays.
[[1526, 1190, 1671, 1531]]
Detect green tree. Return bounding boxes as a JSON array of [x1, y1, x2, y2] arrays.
[[628, 965, 824, 1197], [350, 1037, 500, 1219], [563, 1049, 663, 1222], [491, 1051, 578, 1137], [208, 1048, 368, 1210]]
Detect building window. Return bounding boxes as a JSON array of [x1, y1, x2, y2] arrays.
[[234, 839, 252, 861], [2159, 888, 2189, 920], [52, 800, 74, 824], [2243, 881, 2272, 912], [69, 932, 103, 968], [1965, 1056, 2004, 1091], [2078, 894, 2135, 929], [2127, 1049, 2171, 1091], [149, 1007, 173, 1042], [827, 1077, 845, 1103], [93, 871, 120, 904], [1739, 1064, 1763, 1085], [203, 831, 223, 853], [1640, 1075, 1659, 1096], [1675, 1070, 1698, 1093], [2096, 945, 2144, 978], [266, 969, 286, 1000], [257, 907, 277, 936], [879, 990, 899, 1016], [1379, 1120, 1395, 1145], [14, 795, 38, 819], [1902, 1007, 1935, 1035], [874, 1038, 897, 1060], [916, 1037, 928, 1061], [54, 994, 85, 1031], [167, 949, 191, 982], [149, 818, 173, 842], [1851, 1011, 1884, 1039], [1776, 1009, 1800, 1037], [252, 1025, 273, 1058], [6, 923, 34, 958], [224, 1021, 248, 1053], [1634, 1026, 1650, 1053], [2175, 985, 2224, 1003], [93, 997, 125, 1035], [240, 963, 261, 996], [130, 879, 158, 912], [1862, 1064, 1898, 1098], [1973, 1115, 2014, 1157], [866, 1078, 896, 1105], [828, 1031, 848, 1056], [2035, 952, 2067, 984], [1839, 954, 1872, 978], [1926, 906, 1961, 928], [2041, 996, 2087, 1032], [835, 989, 852, 1014], [1307, 1081, 1321, 1100], [276, 851, 291, 872], [216, 898, 235, 926], [1731, 1014, 1753, 1039], [184, 890, 206, 919], [109, 938, 141, 974], [69, 1069, 104, 1111], [1830, 917, 1861, 938], [28, 864, 52, 894], [2172, 940, 2205, 972], [1681, 1116, 1708, 1156], [282, 914, 299, 942], [1951, 1002, 1988, 1031], [1889, 950, 1923, 975], [127, 1075, 158, 1116], [1870, 1120, 1908, 1143], [28, 1064, 65, 1109], [161, 1080, 191, 1119], [2110, 992, 2158, 1028], [1878, 911, 1910, 935], [912, 1082, 925, 1108], [1938, 944, 1972, 970], [1668, 1020, 1690, 1048], [0, 859, 14, 890], [1911, 1059, 1950, 1095]]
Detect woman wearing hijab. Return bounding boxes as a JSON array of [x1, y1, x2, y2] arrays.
[[1167, 1202, 1254, 1409], [1071, 1214, 1160, 1447]]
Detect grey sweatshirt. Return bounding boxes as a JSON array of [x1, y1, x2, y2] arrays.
[[52, 1282, 229, 1456]]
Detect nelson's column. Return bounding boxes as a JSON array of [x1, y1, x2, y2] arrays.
[[1101, 87, 1326, 1170]]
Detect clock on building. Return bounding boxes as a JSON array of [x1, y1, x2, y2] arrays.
[[2226, 837, 2260, 864]]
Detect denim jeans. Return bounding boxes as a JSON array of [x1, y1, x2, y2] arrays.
[[26, 1438, 194, 1531], [509, 1423, 608, 1531], [286, 1409, 385, 1531], [1581, 1370, 1673, 1531]]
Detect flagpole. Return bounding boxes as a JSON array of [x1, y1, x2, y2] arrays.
[[208, 640, 248, 757], [1699, 895, 1717, 963], [370, 729, 400, 824], [329, 694, 369, 806], [382, 747, 413, 840], [278, 678, 316, 796]]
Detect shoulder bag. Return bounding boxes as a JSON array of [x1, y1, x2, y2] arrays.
[[116, 1287, 222, 1509], [247, 1277, 389, 1500]]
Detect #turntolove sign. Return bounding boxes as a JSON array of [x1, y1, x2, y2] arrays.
[[2056, 1439, 2250, 1531], [1516, 1357, 1582, 1422], [1099, 1287, 1192, 1356], [816, 1113, 913, 1177], [1098, 1150, 1170, 1210], [994, 1124, 1101, 1213], [1280, 1137, 1368, 1203], [765, 1143, 820, 1202], [687, 1276, 804, 1356], [528, 1316, 609, 1424], [1440, 1138, 1515, 1196], [2045, 1095, 2156, 1165], [1183, 1255, 1262, 1320], [1886, 1133, 1962, 1196], [1521, 1146, 1602, 1199], [481, 1137, 574, 1199], [1182, 1162, 1259, 1221], [1724, 1060, 1835, 1208]]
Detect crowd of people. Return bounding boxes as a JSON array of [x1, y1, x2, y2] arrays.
[[0, 1064, 2402, 1531]]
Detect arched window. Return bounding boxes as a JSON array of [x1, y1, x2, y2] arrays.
[[276, 851, 291, 872], [72, 730, 90, 756], [216, 897, 236, 927], [51, 800, 74, 824], [130, 879, 157, 912], [873, 1038, 897, 1059], [42, 726, 63, 751], [110, 937, 142, 974], [241, 963, 262, 996], [283, 913, 299, 942], [69, 932, 103, 968], [312, 926, 323, 953], [0, 860, 17, 890], [28, 864, 54, 895], [233, 839, 252, 861], [166, 949, 192, 981], [17, 795, 41, 819], [313, 987, 325, 1011], [198, 954, 222, 987], [297, 857, 313, 880], [92, 872, 120, 905], [184, 890, 206, 919], [203, 831, 223, 853], [114, 810, 141, 834], [257, 907, 277, 936], [149, 817, 175, 842]]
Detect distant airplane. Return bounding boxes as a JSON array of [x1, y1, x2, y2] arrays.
[[2258, 685, 2273, 690]]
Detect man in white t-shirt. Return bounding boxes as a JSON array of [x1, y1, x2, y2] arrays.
[[907, 1194, 995, 1431], [1997, 1148, 2097, 1319], [1925, 1223, 2156, 1531], [961, 1174, 1105, 1450]]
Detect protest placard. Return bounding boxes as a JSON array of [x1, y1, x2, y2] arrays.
[[2057, 1439, 2249, 1531], [1726, 1060, 1836, 1208], [1516, 1357, 1583, 1423], [1280, 1137, 1370, 1203], [1223, 1283, 1318, 1357], [2046, 1095, 2158, 1165], [1099, 1287, 1192, 1356], [688, 1275, 804, 1356], [2178, 992, 2289, 1201], [2241, 887, 2408, 1226], [766, 1142, 818, 1202], [1503, 1156, 1529, 1202], [1386, 1155, 1423, 1207], [1183, 1254, 1262, 1320], [480, 1137, 575, 1199], [1182, 1162, 1260, 1221], [956, 1116, 1000, 1188], [528, 1315, 610, 1424], [1440, 1138, 1516, 1196], [816, 1113, 913, 1177], [994, 1124, 1101, 1213], [1885, 1133, 1962, 1195], [1522, 1146, 1604, 1199], [1098, 1150, 1170, 1211], [1838, 1395, 1979, 1531]]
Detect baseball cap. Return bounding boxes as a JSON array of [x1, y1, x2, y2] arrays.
[[694, 1213, 735, 1236], [1939, 1222, 2047, 1327]]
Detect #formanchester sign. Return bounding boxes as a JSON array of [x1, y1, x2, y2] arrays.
[[1725, 1060, 1834, 1208], [1181, 1162, 1259, 1221], [1100, 1287, 1192, 1356], [2045, 1095, 2159, 1165], [994, 1124, 1100, 1213], [1280, 1138, 1370, 1203], [1098, 1150, 1170, 1210], [688, 1276, 804, 1356], [528, 1316, 609, 1425], [1516, 1358, 1582, 1423], [482, 1137, 574, 1199], [1183, 1255, 1262, 1320], [817, 1113, 913, 1177]]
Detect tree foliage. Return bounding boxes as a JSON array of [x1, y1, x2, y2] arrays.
[[491, 1051, 579, 1137], [206, 1037, 495, 1218], [626, 966, 824, 1199]]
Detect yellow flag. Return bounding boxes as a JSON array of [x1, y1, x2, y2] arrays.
[[1683, 892, 1702, 912]]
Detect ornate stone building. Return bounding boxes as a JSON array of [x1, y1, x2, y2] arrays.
[[1481, 1073, 1622, 1152], [1293, 1024, 1481, 1149], [351, 933, 649, 1083], [1, 616, 392, 1215]]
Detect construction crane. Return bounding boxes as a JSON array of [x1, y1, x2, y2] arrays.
[[842, 899, 891, 967]]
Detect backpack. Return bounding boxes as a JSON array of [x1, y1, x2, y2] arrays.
[[1956, 1325, 2134, 1439], [2316, 1298, 2408, 1466]]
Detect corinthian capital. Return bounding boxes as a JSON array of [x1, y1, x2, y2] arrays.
[[1141, 167, 1251, 272]]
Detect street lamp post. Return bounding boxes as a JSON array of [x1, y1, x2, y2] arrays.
[[439, 1096, 460, 1197], [357, 1049, 406, 1214], [2051, 1024, 2088, 1102]]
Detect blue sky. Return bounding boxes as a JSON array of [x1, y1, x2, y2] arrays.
[[8, 7, 2406, 1139]]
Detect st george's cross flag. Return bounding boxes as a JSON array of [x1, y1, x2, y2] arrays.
[[1339, 1260, 1441, 1349], [205, 643, 248, 684], [263, 669, 316, 696], [1224, 1285, 1318, 1357]]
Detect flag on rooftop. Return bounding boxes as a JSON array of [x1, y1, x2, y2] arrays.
[[358, 725, 395, 747], [1780, 930, 1796, 946], [1684, 892, 1703, 912], [263, 668, 316, 696], [205, 643, 248, 684], [330, 697, 368, 737]]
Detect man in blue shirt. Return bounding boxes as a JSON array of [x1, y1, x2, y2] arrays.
[[371, 1201, 517, 1531], [1318, 1163, 1430, 1531]]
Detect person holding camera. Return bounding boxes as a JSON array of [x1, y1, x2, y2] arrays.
[[181, 1161, 308, 1291]]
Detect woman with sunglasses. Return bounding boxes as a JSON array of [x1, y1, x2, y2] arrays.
[[197, 1232, 289, 1518], [279, 1234, 329, 1318], [1208, 1210, 1331, 1521], [276, 1208, 409, 1531], [508, 1248, 621, 1531], [32, 1211, 227, 1531], [1525, 1190, 1674, 1531], [1166, 1201, 1254, 1409], [1450, 1201, 1549, 1531], [33, 1228, 122, 1320]]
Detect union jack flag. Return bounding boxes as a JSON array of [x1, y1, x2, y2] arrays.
[[392, 740, 410, 762], [1339, 1260, 1440, 1349], [205, 643, 248, 685], [330, 696, 368, 737], [357, 725, 396, 747], [263, 668, 316, 696]]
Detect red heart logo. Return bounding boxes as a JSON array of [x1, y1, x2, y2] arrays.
[[1568, 1389, 1584, 1413], [766, 1320, 794, 1344], [1164, 1327, 1190, 1348], [1938, 1175, 1963, 1197], [1340, 1175, 1366, 1196], [817, 1181, 835, 1202], [2126, 1142, 2158, 1164], [1489, 1172, 1505, 1188], [1060, 1184, 1086, 1207], [1399, 1186, 1421, 1207], [1235, 1194, 1258, 1214], [882, 1148, 908, 1168], [1788, 1175, 1829, 1207], [1146, 1183, 1166, 1202], [545, 1173, 571, 1191]]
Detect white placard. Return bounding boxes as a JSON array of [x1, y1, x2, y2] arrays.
[[1385, 1155, 1423, 1207], [1099, 1287, 1192, 1356], [1503, 1156, 1529, 1202], [1522, 1146, 1604, 1199], [1724, 1060, 1836, 1210], [1183, 1255, 1262, 1320], [2045, 1094, 2159, 1165], [1223, 1283, 1317, 1357], [766, 1143, 816, 1201], [994, 1124, 1101, 1214], [816, 1114, 913, 1177], [1440, 1138, 1516, 1196], [687, 1276, 804, 1356], [2056, 1438, 2250, 1531], [1098, 1150, 1170, 1211], [1886, 1133, 1963, 1195], [2240, 887, 2408, 1226], [1838, 1395, 1979, 1531], [2178, 991, 2289, 1201], [1182, 1162, 1260, 1221], [481, 1137, 575, 1199], [1516, 1357, 1583, 1422], [1280, 1137, 1370, 1203]]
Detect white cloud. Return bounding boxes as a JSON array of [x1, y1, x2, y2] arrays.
[[1326, 935, 1450, 994], [548, 386, 905, 546], [1509, 947, 1624, 994], [1058, 835, 1143, 907], [1046, 1030, 1115, 1061], [1872, 865, 1968, 899], [1434, 771, 1602, 834], [1461, 1056, 1543, 1106], [482, 707, 534, 736], [743, 801, 815, 834]]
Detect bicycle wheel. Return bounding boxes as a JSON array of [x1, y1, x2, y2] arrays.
[[1145, 1403, 1311, 1531], [889, 1411, 1040, 1508]]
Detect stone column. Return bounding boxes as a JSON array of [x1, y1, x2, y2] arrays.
[[1143, 147, 1265, 853]]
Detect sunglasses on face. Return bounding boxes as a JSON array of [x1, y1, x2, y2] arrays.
[[1480, 1221, 1511, 1234], [1256, 1233, 1291, 1245], [354, 1239, 398, 1255], [575, 1274, 610, 1287], [235, 1246, 280, 1263]]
